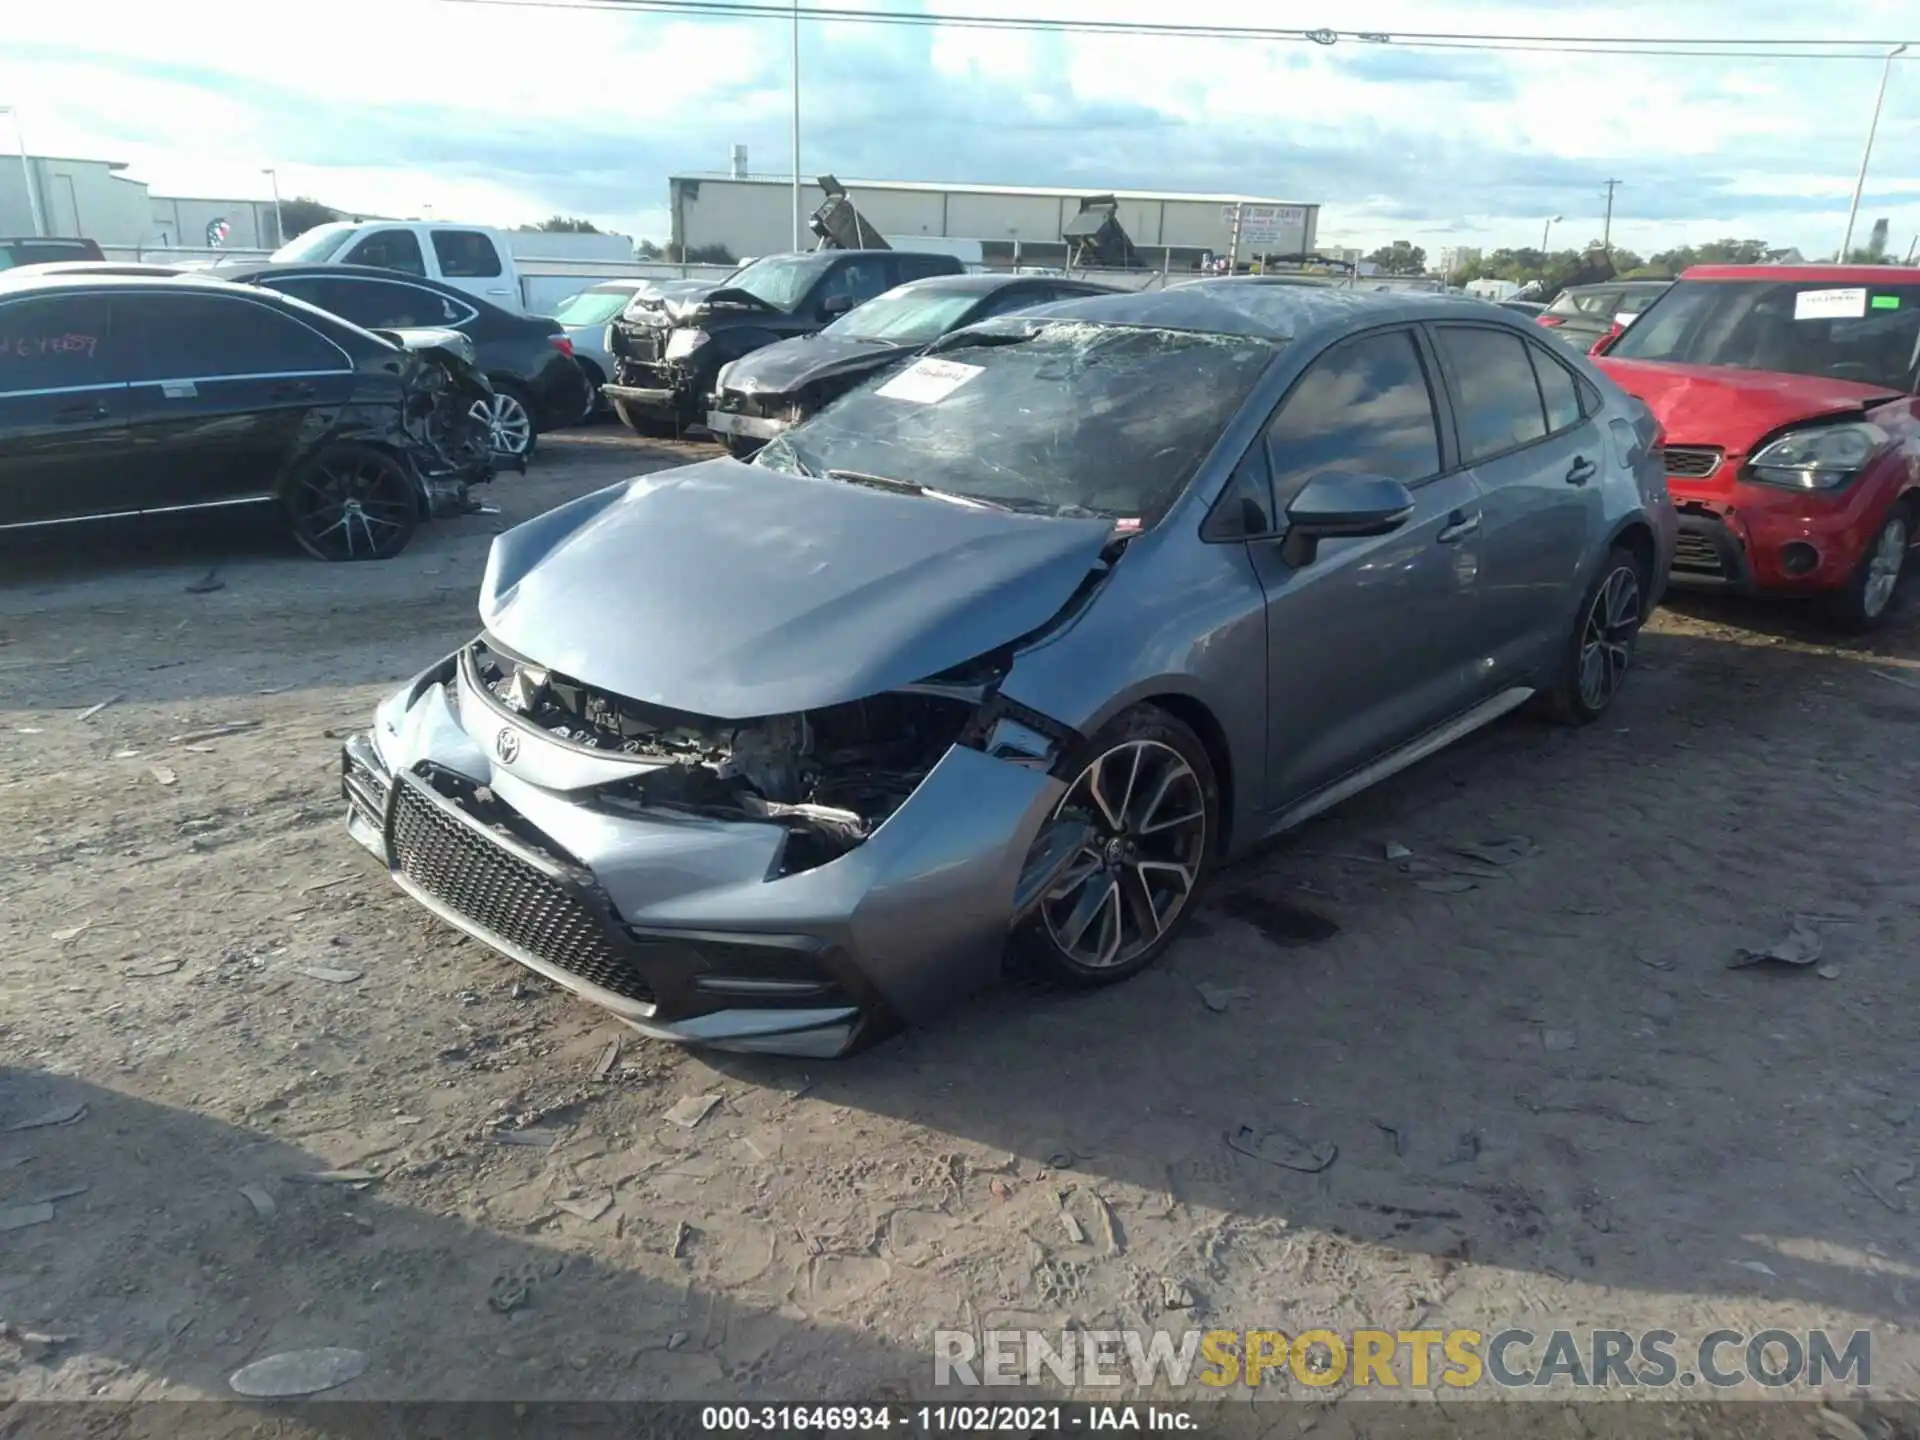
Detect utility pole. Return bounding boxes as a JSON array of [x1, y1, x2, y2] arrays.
[[790, 0, 802, 251], [1602, 179, 1622, 251], [0, 106, 46, 237], [1841, 43, 1907, 262]]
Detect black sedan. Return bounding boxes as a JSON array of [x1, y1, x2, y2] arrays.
[[0, 271, 498, 560], [707, 273, 1114, 456], [213, 263, 592, 461]]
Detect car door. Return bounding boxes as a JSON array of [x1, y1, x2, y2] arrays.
[[265, 273, 476, 334], [1227, 325, 1487, 808], [429, 229, 517, 309], [114, 290, 358, 512], [1429, 322, 1601, 681], [0, 290, 131, 526], [340, 227, 429, 278]]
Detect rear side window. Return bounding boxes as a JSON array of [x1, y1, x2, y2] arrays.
[[0, 294, 114, 393], [817, 258, 892, 309], [1266, 328, 1441, 500], [894, 254, 960, 283], [342, 229, 426, 276], [115, 293, 347, 380], [1434, 326, 1548, 462], [432, 230, 503, 278], [271, 275, 470, 330], [1528, 344, 1584, 433]]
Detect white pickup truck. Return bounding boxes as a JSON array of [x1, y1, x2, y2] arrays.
[[266, 221, 650, 316]]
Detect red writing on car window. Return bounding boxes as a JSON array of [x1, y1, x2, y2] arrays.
[[1, 333, 100, 360]]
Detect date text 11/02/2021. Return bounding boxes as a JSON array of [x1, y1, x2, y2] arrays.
[[701, 1405, 1198, 1431]]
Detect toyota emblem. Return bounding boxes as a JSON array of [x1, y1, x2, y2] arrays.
[[495, 727, 521, 764]]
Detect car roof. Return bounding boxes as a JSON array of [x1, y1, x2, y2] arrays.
[[1019, 277, 1509, 343], [890, 272, 1104, 296], [1680, 263, 1920, 284], [0, 269, 256, 297], [212, 261, 448, 284], [1563, 279, 1671, 293]]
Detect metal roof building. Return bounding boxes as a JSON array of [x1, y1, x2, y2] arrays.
[[668, 172, 1319, 268]]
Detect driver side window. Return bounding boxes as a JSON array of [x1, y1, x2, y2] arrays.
[[1264, 329, 1442, 507]]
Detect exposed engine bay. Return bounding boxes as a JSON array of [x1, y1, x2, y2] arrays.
[[384, 333, 515, 516], [468, 638, 977, 873]]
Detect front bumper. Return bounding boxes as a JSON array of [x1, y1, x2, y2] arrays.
[[602, 381, 684, 422], [1664, 475, 1884, 594], [706, 409, 789, 442], [340, 655, 1066, 1057]]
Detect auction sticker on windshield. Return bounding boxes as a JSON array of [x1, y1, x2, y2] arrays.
[[875, 358, 983, 404], [1794, 288, 1868, 321]]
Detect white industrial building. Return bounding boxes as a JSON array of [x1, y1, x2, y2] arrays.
[[669, 172, 1320, 269], [0, 152, 276, 253]]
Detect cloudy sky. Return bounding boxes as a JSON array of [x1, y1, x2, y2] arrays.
[[3, 0, 1917, 260]]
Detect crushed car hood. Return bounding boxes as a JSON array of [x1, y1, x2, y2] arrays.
[[479, 458, 1114, 719], [1596, 357, 1899, 449], [719, 334, 907, 396], [626, 281, 777, 326]]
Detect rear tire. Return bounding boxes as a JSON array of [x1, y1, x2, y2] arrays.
[[285, 443, 419, 562], [1541, 545, 1647, 725], [1012, 705, 1219, 988], [1825, 502, 1910, 632]]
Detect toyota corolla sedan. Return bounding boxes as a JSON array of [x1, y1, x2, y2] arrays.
[[341, 282, 1674, 1057]]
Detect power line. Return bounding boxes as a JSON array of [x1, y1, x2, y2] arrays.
[[425, 0, 1920, 61]]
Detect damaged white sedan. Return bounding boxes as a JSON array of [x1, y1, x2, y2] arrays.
[[343, 283, 1673, 1056]]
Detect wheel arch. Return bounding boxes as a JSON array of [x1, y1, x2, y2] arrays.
[[1607, 515, 1659, 586], [1133, 691, 1236, 857]]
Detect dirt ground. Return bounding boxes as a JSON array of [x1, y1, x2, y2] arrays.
[[3, 430, 1919, 1433]]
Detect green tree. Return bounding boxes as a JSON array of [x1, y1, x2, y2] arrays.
[[1364, 240, 1427, 275], [526, 215, 601, 233], [658, 241, 737, 264], [635, 238, 664, 260], [275, 196, 341, 241]]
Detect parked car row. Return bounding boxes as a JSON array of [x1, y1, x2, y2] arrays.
[[0, 269, 507, 560]]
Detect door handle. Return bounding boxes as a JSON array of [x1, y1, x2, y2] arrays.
[[1437, 509, 1481, 544], [53, 401, 108, 424], [1566, 455, 1598, 486]]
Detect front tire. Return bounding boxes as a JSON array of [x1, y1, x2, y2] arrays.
[[1826, 502, 1909, 632], [474, 381, 537, 462], [1542, 545, 1647, 724], [285, 444, 419, 562], [1014, 705, 1219, 988]]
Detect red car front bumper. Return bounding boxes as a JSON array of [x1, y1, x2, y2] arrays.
[[1666, 472, 1890, 594]]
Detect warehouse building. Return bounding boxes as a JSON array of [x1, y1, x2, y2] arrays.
[[668, 171, 1319, 269], [0, 152, 276, 253]]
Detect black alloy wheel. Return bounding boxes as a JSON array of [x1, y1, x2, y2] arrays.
[[286, 444, 420, 562], [1543, 544, 1646, 724]]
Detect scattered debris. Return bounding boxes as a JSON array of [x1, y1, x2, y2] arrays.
[[1450, 836, 1535, 867], [1871, 669, 1920, 691], [1634, 949, 1675, 971], [1817, 964, 1842, 980], [1093, 1193, 1123, 1255], [184, 570, 226, 595], [671, 1220, 692, 1258], [13, 727, 43, 735], [1729, 918, 1823, 970], [988, 1179, 1012, 1202], [301, 876, 355, 894], [4, 1101, 87, 1133], [1161, 1277, 1196, 1311], [297, 965, 363, 985], [1445, 1130, 1482, 1165], [555, 1191, 614, 1222], [123, 958, 183, 978], [169, 721, 262, 744], [667, 1330, 690, 1352], [593, 1039, 622, 1079], [1196, 982, 1254, 1014], [287, 1169, 378, 1187], [240, 1184, 277, 1219], [1415, 877, 1477, 894], [49, 921, 91, 943], [0, 1323, 75, 1364], [1384, 841, 1412, 861], [665, 1094, 723, 1130], [1817, 1408, 1875, 1440], [148, 765, 178, 787], [76, 696, 122, 723], [1541, 1028, 1579, 1053], [1730, 1259, 1777, 1278], [0, 1202, 55, 1232], [1375, 1122, 1407, 1157], [228, 1347, 368, 1398], [1058, 1202, 1087, 1245], [1225, 1123, 1337, 1173], [1851, 1159, 1915, 1214], [493, 1128, 560, 1149]]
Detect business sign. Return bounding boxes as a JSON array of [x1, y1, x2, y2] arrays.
[[1224, 203, 1308, 247]]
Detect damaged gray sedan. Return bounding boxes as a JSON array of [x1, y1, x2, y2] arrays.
[[342, 282, 1675, 1057]]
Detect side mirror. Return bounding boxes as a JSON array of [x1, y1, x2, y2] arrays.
[[819, 294, 854, 319], [1280, 472, 1415, 567]]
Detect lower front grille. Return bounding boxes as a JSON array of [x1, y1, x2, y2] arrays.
[[389, 780, 655, 1005], [1664, 445, 1723, 479], [1672, 530, 1726, 576]]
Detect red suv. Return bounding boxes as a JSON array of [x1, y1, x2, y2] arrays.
[[1594, 265, 1920, 629]]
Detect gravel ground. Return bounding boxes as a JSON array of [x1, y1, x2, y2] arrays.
[[2, 430, 1918, 1435]]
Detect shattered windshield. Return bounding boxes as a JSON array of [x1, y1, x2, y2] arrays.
[[723, 254, 833, 312], [1608, 279, 1920, 392], [551, 288, 635, 327], [822, 287, 981, 345], [756, 320, 1276, 522]]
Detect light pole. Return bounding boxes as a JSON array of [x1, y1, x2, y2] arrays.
[[0, 106, 46, 237], [790, 0, 802, 250], [1840, 43, 1907, 262], [1542, 214, 1562, 252], [262, 167, 283, 247]]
